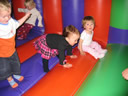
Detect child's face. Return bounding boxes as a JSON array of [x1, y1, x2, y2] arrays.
[[25, 3, 32, 10], [0, 8, 11, 24], [67, 33, 80, 46], [84, 20, 94, 32]]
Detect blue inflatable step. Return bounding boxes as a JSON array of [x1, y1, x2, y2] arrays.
[[0, 53, 59, 96], [16, 27, 44, 47]]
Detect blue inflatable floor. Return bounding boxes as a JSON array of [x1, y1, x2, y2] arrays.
[[0, 53, 58, 96], [16, 27, 44, 47]]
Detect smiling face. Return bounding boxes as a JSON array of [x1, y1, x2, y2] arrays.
[[0, 8, 11, 24], [84, 20, 94, 32]]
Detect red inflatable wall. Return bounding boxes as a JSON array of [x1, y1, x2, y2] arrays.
[[42, 0, 63, 34], [11, 0, 25, 20], [84, 0, 112, 47]]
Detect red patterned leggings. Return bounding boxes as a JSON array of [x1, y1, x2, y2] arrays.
[[17, 23, 34, 39]]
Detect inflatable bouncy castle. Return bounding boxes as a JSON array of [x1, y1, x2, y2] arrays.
[[0, 0, 128, 96]]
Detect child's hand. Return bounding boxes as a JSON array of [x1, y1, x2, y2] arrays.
[[70, 55, 77, 59], [63, 63, 72, 68], [80, 51, 85, 55], [26, 12, 31, 17], [38, 24, 43, 27], [18, 11, 31, 26], [122, 68, 128, 80]]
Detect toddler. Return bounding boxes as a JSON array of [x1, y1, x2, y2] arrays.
[[34, 25, 80, 72], [78, 16, 107, 59], [0, 0, 31, 88], [17, 0, 43, 40]]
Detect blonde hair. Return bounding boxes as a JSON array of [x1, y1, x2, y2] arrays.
[[0, 0, 11, 11], [24, 0, 36, 8], [63, 25, 80, 37], [82, 16, 95, 28]]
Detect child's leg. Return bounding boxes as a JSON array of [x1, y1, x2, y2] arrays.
[[7, 76, 18, 88], [90, 41, 107, 54], [82, 45, 99, 59], [19, 24, 33, 39], [17, 24, 27, 40], [90, 41, 102, 51], [17, 24, 26, 37], [56, 55, 59, 58], [10, 51, 24, 81], [13, 75, 24, 82], [42, 58, 49, 72]]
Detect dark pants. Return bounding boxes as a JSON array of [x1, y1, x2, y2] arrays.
[[42, 58, 49, 72], [42, 55, 59, 72], [0, 51, 21, 80]]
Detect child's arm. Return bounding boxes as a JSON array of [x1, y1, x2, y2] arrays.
[[37, 12, 43, 27], [78, 39, 85, 55], [122, 68, 128, 80], [70, 55, 77, 58], [18, 12, 31, 26], [18, 8, 28, 13], [58, 48, 72, 68], [67, 45, 78, 58]]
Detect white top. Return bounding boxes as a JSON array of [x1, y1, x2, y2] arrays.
[[18, 8, 43, 27], [80, 30, 93, 46], [0, 18, 19, 39]]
